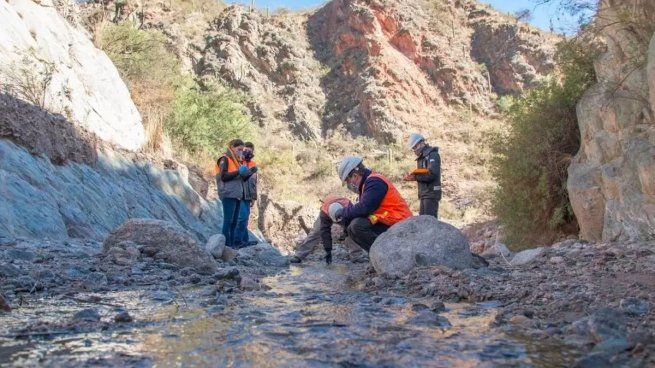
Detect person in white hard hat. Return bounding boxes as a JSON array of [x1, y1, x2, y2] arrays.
[[288, 195, 367, 265], [334, 156, 412, 252], [404, 133, 442, 218]]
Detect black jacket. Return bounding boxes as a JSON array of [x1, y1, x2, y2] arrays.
[[415, 145, 442, 200]]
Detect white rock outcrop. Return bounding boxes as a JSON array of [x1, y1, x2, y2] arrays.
[[567, 0, 655, 242], [0, 140, 221, 242], [0, 0, 144, 150]]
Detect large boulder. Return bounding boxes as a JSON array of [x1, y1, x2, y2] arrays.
[[567, 1, 655, 243], [103, 219, 217, 275], [370, 216, 474, 277]]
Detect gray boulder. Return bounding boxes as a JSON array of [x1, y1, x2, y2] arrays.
[[205, 234, 226, 260], [509, 247, 547, 266], [103, 219, 217, 275], [369, 216, 474, 277], [237, 242, 288, 267]]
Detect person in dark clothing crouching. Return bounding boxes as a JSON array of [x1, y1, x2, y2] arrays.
[[331, 156, 412, 252], [404, 133, 442, 218]]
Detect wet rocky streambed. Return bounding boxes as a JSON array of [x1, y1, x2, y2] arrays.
[[2, 263, 579, 366], [1, 237, 654, 367]]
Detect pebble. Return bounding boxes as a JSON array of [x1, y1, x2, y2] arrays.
[[587, 308, 627, 343], [213, 267, 240, 281], [408, 310, 451, 328], [150, 290, 176, 302], [411, 303, 429, 312], [430, 301, 446, 313], [0, 294, 11, 312], [591, 337, 633, 354], [85, 272, 108, 289], [372, 277, 387, 288], [509, 315, 533, 327], [573, 353, 613, 368], [114, 311, 133, 323], [6, 249, 36, 262], [0, 236, 17, 247], [239, 276, 260, 291], [619, 298, 650, 317], [0, 264, 21, 278], [73, 308, 101, 322], [549, 256, 565, 264]]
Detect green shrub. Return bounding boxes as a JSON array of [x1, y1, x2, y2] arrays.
[[97, 22, 178, 84], [166, 79, 254, 156], [491, 39, 597, 249]]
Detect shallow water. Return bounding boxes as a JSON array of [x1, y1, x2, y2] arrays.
[[1, 263, 581, 367]]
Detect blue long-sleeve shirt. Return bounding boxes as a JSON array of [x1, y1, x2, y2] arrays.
[[342, 169, 388, 225]]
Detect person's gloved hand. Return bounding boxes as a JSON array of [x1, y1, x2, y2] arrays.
[[249, 166, 258, 174], [328, 203, 343, 222], [238, 165, 248, 175], [325, 251, 332, 265]]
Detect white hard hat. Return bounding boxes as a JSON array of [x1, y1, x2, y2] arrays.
[[337, 156, 363, 182], [328, 202, 344, 222], [408, 133, 425, 149]]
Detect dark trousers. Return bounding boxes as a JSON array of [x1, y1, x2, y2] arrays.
[[419, 198, 439, 218], [222, 198, 241, 248], [346, 217, 390, 252], [235, 200, 251, 247]]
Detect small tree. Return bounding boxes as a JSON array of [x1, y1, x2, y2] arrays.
[[166, 78, 254, 156], [491, 39, 597, 249]]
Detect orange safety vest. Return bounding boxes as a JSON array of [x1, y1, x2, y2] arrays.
[[215, 149, 241, 176], [320, 195, 351, 215], [245, 159, 257, 169], [366, 173, 412, 226]]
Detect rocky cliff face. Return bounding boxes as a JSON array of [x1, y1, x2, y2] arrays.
[[0, 0, 144, 151], [191, 0, 557, 143], [0, 0, 221, 243], [567, 0, 655, 242], [198, 6, 327, 140], [308, 0, 556, 140]]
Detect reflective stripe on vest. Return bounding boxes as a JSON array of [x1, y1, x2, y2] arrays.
[[365, 173, 412, 226]]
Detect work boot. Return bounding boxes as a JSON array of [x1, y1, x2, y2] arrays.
[[289, 256, 302, 264]]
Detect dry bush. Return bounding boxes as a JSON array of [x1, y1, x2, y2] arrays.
[[0, 48, 55, 109]]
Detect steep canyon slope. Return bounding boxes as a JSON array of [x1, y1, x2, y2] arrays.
[[83, 0, 559, 245]]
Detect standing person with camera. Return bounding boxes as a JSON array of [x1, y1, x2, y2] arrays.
[[235, 141, 259, 248]]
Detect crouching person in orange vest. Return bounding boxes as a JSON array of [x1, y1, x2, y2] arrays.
[[332, 156, 412, 252], [289, 195, 367, 265]]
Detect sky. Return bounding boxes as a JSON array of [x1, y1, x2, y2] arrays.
[[226, 0, 593, 34]]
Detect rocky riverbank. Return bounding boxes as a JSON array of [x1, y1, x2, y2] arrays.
[[0, 229, 291, 364], [368, 239, 655, 367], [2, 232, 654, 366]]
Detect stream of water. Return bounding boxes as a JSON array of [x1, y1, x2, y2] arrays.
[[1, 262, 581, 367]]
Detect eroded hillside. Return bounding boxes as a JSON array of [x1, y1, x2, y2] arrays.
[[79, 0, 559, 246]]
